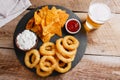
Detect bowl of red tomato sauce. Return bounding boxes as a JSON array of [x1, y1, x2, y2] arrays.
[[65, 18, 81, 34]]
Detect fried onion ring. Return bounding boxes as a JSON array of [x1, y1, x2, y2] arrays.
[[56, 50, 75, 63], [39, 56, 57, 71], [44, 62, 52, 67], [56, 38, 77, 57], [36, 65, 52, 77], [59, 61, 66, 67], [24, 49, 40, 68], [31, 54, 36, 63], [63, 35, 79, 50], [55, 57, 66, 67], [40, 42, 55, 56], [31, 55, 39, 68], [55, 59, 71, 73]]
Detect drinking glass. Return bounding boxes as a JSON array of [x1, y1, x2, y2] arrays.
[[84, 0, 112, 32]]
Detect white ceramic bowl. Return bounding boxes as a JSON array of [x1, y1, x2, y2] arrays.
[[65, 18, 81, 34], [16, 30, 38, 51]]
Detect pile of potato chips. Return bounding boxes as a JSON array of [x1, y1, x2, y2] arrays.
[[26, 6, 69, 42]]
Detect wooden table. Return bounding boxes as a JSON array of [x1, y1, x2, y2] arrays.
[[0, 0, 120, 80]]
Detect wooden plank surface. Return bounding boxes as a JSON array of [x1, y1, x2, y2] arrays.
[[30, 0, 120, 13], [0, 49, 120, 80], [0, 0, 120, 80], [0, 11, 29, 48], [30, 0, 90, 12], [76, 13, 120, 56]]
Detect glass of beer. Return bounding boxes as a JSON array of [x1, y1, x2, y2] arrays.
[[84, 0, 112, 32]]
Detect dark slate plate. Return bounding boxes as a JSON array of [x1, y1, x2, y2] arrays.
[[13, 5, 87, 76]]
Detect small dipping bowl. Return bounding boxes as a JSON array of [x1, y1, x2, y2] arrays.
[[65, 18, 81, 34], [16, 30, 38, 51]]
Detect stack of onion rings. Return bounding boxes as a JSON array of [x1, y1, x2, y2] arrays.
[[56, 35, 79, 63], [24, 48, 55, 77], [56, 38, 77, 57], [24, 35, 79, 77], [56, 50, 75, 63]]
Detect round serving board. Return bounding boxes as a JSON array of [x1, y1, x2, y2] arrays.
[[13, 5, 87, 76]]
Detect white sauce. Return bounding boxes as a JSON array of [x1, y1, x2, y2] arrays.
[[16, 30, 37, 50]]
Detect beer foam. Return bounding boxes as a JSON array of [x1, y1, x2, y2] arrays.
[[89, 3, 111, 24]]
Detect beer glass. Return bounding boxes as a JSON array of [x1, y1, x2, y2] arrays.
[[84, 0, 112, 32]]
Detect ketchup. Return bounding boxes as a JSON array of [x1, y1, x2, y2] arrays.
[[67, 20, 79, 32]]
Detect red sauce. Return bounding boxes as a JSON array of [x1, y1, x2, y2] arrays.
[[67, 20, 79, 32]]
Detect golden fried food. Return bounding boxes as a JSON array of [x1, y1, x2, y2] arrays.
[[24, 49, 53, 77], [55, 35, 79, 63], [57, 9, 70, 27], [41, 32, 54, 43], [59, 60, 66, 67], [39, 56, 57, 72], [63, 35, 79, 50], [36, 65, 53, 77], [26, 6, 69, 42], [39, 42, 56, 56], [31, 55, 39, 68], [26, 17, 34, 30], [56, 38, 77, 57], [34, 11, 42, 25], [56, 50, 75, 63], [55, 59, 71, 73], [44, 62, 52, 67], [24, 30, 80, 77], [24, 49, 40, 68]]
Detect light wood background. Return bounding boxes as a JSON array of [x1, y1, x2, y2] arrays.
[[0, 0, 120, 80]]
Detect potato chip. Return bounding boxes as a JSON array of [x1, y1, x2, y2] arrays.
[[26, 17, 34, 29], [41, 33, 55, 42], [31, 25, 42, 33], [34, 11, 41, 25], [51, 22, 62, 36], [39, 6, 48, 19], [42, 22, 54, 36], [57, 10, 69, 27], [26, 6, 69, 42]]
